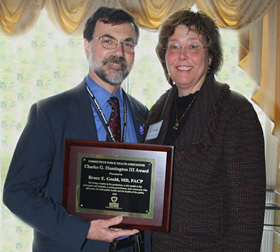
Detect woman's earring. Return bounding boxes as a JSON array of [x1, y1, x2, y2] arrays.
[[207, 60, 211, 73]]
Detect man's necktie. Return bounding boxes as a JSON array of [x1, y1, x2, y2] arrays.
[[107, 97, 121, 142]]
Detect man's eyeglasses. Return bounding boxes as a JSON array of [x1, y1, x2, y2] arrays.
[[165, 42, 208, 54], [93, 36, 136, 54]]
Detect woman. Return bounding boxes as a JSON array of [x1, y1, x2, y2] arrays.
[[144, 9, 266, 251]]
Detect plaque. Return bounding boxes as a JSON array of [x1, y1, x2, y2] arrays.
[[63, 139, 174, 232]]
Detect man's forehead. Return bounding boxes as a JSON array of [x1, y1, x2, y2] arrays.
[[94, 21, 136, 39]]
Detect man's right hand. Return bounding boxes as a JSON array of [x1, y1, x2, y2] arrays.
[[86, 215, 139, 242]]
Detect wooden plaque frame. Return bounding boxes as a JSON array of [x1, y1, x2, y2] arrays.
[[63, 139, 173, 232]]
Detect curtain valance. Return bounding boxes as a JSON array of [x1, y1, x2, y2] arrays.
[[0, 0, 275, 35]]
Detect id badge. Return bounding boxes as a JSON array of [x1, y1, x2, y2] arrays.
[[145, 120, 163, 141]]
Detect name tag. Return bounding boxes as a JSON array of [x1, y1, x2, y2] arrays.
[[145, 120, 163, 141]]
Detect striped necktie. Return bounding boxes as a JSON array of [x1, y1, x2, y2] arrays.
[[107, 97, 121, 142]]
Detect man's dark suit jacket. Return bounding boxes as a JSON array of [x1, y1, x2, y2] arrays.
[[3, 78, 151, 252]]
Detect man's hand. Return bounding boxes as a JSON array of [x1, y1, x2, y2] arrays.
[[86, 215, 139, 242]]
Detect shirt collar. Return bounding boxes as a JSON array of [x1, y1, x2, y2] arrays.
[[86, 75, 124, 107]]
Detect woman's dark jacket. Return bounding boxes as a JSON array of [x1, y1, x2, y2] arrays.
[[144, 74, 266, 251]]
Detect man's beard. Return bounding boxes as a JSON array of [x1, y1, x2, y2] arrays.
[[89, 48, 132, 85]]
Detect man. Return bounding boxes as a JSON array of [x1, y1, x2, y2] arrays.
[[3, 7, 150, 252]]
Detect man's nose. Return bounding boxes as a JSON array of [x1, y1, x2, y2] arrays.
[[113, 42, 125, 56]]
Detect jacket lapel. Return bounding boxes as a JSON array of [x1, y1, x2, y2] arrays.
[[175, 75, 216, 149], [175, 74, 229, 151], [156, 88, 177, 145], [123, 91, 146, 143], [67, 79, 98, 141]]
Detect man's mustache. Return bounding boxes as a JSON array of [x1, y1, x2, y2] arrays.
[[103, 56, 128, 68]]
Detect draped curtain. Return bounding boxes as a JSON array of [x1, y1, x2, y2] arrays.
[[0, 0, 279, 142]]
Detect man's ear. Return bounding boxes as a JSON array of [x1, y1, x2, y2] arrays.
[[84, 39, 90, 60]]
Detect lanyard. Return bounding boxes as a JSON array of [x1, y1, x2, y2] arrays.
[[86, 84, 127, 142]]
